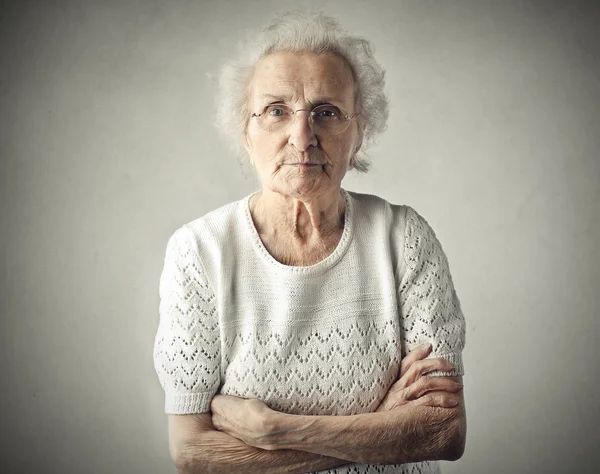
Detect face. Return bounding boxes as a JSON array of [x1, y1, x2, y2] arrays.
[[244, 51, 362, 200]]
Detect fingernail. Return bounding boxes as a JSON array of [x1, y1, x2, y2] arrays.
[[450, 400, 458, 406]]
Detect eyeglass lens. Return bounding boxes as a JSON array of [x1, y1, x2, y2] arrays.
[[256, 104, 351, 133]]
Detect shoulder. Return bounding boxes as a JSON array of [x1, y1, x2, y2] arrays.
[[345, 190, 435, 241], [402, 205, 444, 249], [346, 189, 400, 213], [345, 189, 408, 228], [345, 191, 443, 271], [164, 195, 249, 253], [399, 204, 454, 279], [184, 197, 245, 238], [160, 197, 250, 288]]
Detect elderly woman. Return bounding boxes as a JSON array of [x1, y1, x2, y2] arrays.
[[153, 11, 466, 474]]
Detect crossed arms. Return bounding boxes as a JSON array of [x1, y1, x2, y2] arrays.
[[168, 345, 467, 474]]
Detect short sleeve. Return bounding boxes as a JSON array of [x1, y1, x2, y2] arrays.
[[398, 206, 466, 377], [153, 225, 221, 414]]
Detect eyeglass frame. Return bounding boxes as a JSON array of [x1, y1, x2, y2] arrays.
[[250, 103, 361, 134]]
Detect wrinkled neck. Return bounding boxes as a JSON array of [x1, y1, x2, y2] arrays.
[[249, 188, 345, 242]]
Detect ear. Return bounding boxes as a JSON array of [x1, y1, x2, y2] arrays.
[[355, 118, 365, 151], [355, 137, 363, 154], [349, 130, 363, 170], [354, 132, 363, 155]]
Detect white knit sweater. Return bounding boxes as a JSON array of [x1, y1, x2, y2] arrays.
[[153, 188, 466, 474]]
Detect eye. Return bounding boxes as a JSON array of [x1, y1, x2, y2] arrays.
[[265, 104, 290, 117], [313, 106, 340, 119]]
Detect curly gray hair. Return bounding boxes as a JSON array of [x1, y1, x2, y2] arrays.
[[215, 10, 389, 174]]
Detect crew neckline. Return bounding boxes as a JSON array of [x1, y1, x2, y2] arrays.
[[242, 188, 354, 275]]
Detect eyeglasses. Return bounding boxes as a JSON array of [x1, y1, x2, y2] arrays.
[[250, 103, 360, 134]]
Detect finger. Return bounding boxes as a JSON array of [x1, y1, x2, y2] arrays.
[[411, 392, 460, 409], [403, 376, 463, 400], [402, 357, 456, 386], [379, 395, 408, 411], [377, 394, 397, 412], [390, 357, 455, 393], [399, 343, 432, 378]]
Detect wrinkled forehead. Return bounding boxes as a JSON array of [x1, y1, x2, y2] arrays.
[[248, 51, 356, 109]]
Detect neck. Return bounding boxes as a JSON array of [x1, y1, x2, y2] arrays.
[[250, 187, 345, 242]]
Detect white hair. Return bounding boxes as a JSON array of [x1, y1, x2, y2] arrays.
[[214, 10, 389, 174]]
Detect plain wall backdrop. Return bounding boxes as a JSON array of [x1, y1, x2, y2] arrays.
[[1, 1, 599, 473]]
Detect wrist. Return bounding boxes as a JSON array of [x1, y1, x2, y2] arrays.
[[261, 412, 309, 451], [254, 406, 288, 450]]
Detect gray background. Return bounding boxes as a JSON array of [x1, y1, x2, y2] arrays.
[[1, 1, 599, 473]]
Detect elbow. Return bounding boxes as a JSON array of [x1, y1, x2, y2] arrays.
[[441, 412, 467, 461], [169, 435, 189, 472], [168, 413, 217, 473], [172, 437, 235, 474], [443, 435, 465, 461], [171, 438, 209, 474], [399, 405, 467, 464], [172, 444, 194, 474]]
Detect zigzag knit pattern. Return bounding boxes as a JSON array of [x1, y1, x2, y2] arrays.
[[398, 206, 465, 376], [153, 190, 465, 474], [154, 231, 221, 413], [318, 462, 441, 474], [219, 316, 402, 415]]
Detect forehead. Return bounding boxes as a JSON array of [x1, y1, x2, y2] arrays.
[[249, 51, 355, 105]]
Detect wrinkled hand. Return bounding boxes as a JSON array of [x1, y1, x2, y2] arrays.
[[376, 343, 463, 412], [210, 394, 276, 449]]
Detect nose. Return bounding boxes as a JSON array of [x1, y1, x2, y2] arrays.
[[288, 110, 318, 152]]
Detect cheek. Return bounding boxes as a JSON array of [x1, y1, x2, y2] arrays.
[[248, 127, 280, 151], [323, 136, 353, 161], [248, 135, 289, 170], [247, 130, 272, 155]]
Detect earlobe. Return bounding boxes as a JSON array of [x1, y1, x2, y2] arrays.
[[349, 132, 363, 170], [355, 138, 363, 155], [355, 126, 364, 154]]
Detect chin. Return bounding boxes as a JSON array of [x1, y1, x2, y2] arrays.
[[286, 180, 337, 199]]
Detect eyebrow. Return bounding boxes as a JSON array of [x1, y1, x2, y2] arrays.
[[258, 94, 343, 106], [258, 94, 288, 102]]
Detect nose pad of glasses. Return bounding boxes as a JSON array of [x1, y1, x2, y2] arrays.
[[290, 110, 315, 132]]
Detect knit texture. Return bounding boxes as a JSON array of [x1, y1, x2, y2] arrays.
[[153, 188, 465, 474]]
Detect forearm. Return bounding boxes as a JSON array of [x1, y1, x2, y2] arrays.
[[266, 403, 465, 465], [177, 428, 349, 474]]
